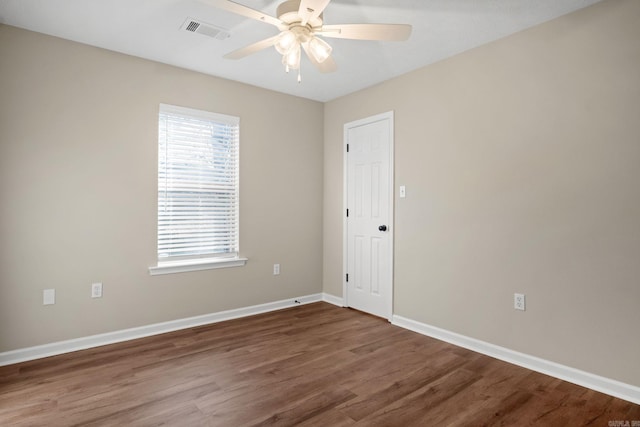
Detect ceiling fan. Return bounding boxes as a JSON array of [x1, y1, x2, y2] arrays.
[[206, 0, 412, 81]]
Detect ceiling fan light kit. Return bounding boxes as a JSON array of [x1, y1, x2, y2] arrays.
[[274, 30, 297, 55], [308, 36, 332, 63], [282, 42, 301, 70], [213, 0, 412, 82]]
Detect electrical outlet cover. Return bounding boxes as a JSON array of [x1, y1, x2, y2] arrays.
[[514, 293, 526, 311]]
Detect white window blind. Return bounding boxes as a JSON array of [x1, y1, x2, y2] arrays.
[[158, 104, 239, 261]]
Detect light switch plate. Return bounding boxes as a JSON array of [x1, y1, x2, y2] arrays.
[[399, 185, 406, 198]]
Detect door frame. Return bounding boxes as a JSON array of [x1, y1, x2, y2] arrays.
[[343, 111, 395, 320]]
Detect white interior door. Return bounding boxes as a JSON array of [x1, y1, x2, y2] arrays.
[[344, 112, 393, 319]]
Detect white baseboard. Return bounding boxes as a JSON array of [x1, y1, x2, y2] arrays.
[[392, 315, 640, 406], [0, 293, 323, 367], [322, 292, 344, 307], [5, 298, 636, 406]]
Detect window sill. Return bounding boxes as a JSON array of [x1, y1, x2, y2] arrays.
[[149, 257, 248, 276]]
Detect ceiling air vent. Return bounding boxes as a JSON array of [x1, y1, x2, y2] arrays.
[[181, 18, 230, 40]]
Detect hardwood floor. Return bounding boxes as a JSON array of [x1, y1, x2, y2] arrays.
[[0, 302, 638, 426]]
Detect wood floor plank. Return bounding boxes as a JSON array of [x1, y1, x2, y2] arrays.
[[353, 367, 483, 426], [0, 303, 637, 426], [248, 387, 356, 427], [295, 408, 356, 427], [338, 350, 469, 421]]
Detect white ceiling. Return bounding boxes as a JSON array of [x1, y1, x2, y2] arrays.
[[0, 0, 601, 102]]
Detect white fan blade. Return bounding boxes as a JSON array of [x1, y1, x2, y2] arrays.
[[224, 35, 280, 59], [299, 0, 331, 26], [319, 24, 412, 41], [202, 0, 283, 28], [302, 42, 337, 73]]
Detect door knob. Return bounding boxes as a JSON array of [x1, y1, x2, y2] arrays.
[[378, 225, 388, 232]]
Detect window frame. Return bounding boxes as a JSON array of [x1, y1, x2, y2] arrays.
[[149, 104, 246, 276]]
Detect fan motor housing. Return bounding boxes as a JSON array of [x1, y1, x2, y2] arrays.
[[277, 0, 323, 27]]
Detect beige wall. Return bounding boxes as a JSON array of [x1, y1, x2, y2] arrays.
[[1, 0, 639, 390], [324, 0, 640, 386], [0, 25, 324, 351]]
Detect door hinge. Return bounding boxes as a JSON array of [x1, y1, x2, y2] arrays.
[[346, 144, 349, 152], [346, 273, 349, 282]]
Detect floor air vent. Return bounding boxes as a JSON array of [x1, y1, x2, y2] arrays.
[[181, 18, 230, 40]]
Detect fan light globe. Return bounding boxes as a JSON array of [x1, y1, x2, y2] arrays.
[[274, 30, 297, 55], [308, 36, 332, 63], [282, 43, 301, 70]]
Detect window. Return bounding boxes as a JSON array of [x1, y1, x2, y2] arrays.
[[149, 104, 246, 275]]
